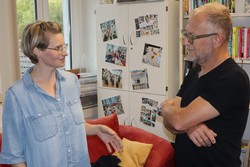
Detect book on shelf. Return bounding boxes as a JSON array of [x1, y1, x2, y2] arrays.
[[244, 27, 250, 59], [183, 0, 242, 16], [229, 26, 250, 61]]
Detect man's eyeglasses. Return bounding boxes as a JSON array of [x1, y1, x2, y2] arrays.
[[181, 30, 218, 44], [46, 43, 68, 54]]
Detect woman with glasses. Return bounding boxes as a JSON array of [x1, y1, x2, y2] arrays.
[[161, 2, 249, 167], [0, 20, 122, 167]]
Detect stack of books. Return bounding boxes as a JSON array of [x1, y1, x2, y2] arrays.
[[79, 72, 97, 110]]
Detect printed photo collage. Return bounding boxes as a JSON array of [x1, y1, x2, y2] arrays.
[[99, 15, 163, 127], [140, 97, 159, 127]]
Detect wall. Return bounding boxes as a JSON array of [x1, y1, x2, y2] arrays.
[[71, 0, 99, 73], [0, 0, 21, 101], [0, 71, 2, 103]]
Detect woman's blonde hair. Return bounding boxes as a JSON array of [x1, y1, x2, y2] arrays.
[[20, 20, 62, 64]]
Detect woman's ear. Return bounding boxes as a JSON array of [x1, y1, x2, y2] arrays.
[[33, 47, 41, 56]]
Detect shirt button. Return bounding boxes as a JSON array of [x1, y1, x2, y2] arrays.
[[68, 150, 71, 153], [57, 98, 61, 101], [62, 114, 65, 117], [38, 113, 41, 117], [74, 99, 77, 102], [66, 132, 69, 135]]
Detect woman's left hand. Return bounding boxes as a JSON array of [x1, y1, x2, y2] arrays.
[[96, 125, 123, 153]]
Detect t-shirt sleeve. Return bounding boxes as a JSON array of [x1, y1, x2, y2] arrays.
[[201, 71, 249, 115]]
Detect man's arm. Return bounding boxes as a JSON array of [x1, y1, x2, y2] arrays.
[[161, 96, 219, 133], [161, 96, 218, 147], [160, 97, 182, 134]]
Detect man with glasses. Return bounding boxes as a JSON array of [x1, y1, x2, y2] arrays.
[[161, 2, 249, 167]]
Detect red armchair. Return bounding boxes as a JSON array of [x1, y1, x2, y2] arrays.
[[0, 113, 175, 167], [0, 135, 10, 167], [87, 113, 175, 167]]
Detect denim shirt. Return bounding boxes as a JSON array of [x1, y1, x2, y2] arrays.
[[0, 67, 91, 167]]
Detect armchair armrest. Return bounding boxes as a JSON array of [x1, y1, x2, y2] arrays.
[[119, 125, 175, 167]]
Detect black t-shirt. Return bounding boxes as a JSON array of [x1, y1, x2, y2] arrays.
[[175, 58, 250, 167]]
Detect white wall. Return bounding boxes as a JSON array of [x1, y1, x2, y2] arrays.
[[0, 0, 21, 101], [0, 72, 2, 103], [0, 71, 2, 94], [71, 0, 99, 73]]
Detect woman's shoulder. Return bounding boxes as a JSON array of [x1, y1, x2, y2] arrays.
[[57, 69, 78, 80]]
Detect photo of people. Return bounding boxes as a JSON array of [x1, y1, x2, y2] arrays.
[[105, 43, 127, 66], [100, 19, 118, 42], [245, 0, 250, 12], [142, 43, 162, 67], [140, 97, 159, 127], [102, 68, 122, 88], [102, 95, 125, 116], [131, 69, 149, 90], [134, 14, 159, 38]]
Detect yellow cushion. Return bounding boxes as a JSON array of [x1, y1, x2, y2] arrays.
[[113, 138, 153, 167]]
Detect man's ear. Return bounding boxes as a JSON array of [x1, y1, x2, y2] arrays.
[[213, 34, 225, 48]]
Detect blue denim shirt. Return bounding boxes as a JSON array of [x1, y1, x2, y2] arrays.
[[0, 67, 91, 167]]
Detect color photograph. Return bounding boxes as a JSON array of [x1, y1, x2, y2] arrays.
[[131, 69, 149, 90], [100, 19, 118, 42], [105, 43, 127, 66], [102, 95, 124, 116], [134, 14, 159, 37], [140, 97, 159, 127], [142, 43, 162, 67], [102, 68, 122, 88]]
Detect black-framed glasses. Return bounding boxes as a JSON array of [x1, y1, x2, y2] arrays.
[[181, 30, 218, 44], [46, 43, 68, 54]]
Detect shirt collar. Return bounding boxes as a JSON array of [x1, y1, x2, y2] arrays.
[[22, 66, 66, 88]]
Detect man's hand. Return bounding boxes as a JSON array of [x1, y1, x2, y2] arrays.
[[187, 124, 217, 147], [96, 125, 123, 153]]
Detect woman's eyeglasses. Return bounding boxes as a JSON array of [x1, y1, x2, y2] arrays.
[[46, 43, 68, 54]]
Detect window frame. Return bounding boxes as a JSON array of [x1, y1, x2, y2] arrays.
[[32, 0, 72, 69], [34, 0, 72, 70]]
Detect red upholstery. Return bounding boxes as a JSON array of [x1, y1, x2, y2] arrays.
[[86, 113, 119, 162], [0, 135, 11, 167], [119, 125, 175, 167], [87, 113, 175, 167]]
